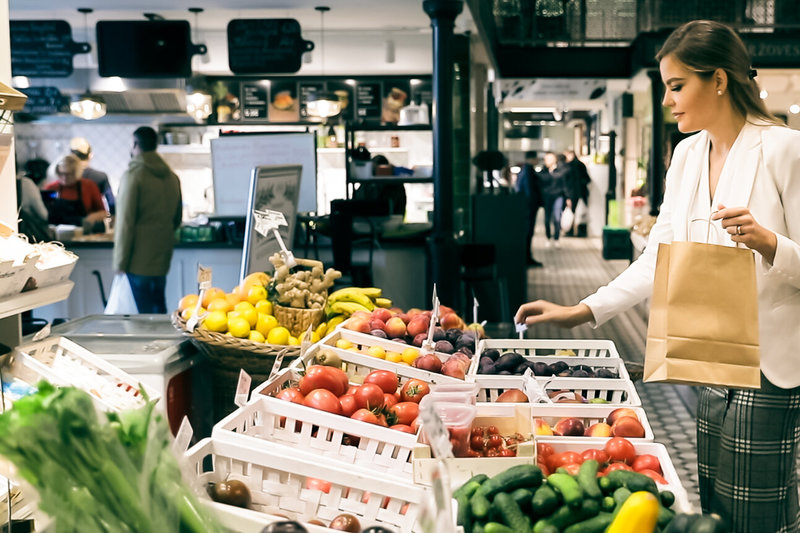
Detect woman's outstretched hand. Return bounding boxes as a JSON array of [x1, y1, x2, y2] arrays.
[[514, 301, 595, 329]]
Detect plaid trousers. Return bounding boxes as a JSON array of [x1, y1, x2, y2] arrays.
[[697, 375, 800, 533]]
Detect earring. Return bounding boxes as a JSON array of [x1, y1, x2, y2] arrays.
[[717, 90, 723, 96]]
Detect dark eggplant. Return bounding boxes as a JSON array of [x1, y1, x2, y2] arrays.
[[459, 346, 474, 357], [547, 361, 569, 375], [482, 348, 500, 361], [260, 522, 308, 533], [573, 364, 593, 373], [478, 358, 497, 374], [513, 362, 530, 375], [495, 351, 525, 371], [571, 369, 590, 377], [595, 368, 615, 378], [432, 327, 447, 342], [557, 369, 573, 377]]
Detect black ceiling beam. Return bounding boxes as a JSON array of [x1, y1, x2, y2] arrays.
[[496, 46, 633, 78]]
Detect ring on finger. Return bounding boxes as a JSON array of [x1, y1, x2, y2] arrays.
[[736, 224, 743, 235]]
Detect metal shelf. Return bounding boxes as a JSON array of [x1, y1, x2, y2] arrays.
[[0, 281, 74, 320]]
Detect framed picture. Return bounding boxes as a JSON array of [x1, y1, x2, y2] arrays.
[[241, 164, 302, 280]]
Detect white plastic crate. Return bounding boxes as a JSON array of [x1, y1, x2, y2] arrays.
[[203, 500, 334, 533], [471, 354, 630, 383], [13, 336, 160, 412], [0, 254, 37, 298], [214, 393, 419, 478], [536, 439, 692, 513], [185, 437, 430, 532], [479, 338, 621, 358], [31, 243, 78, 288], [530, 404, 653, 442], [474, 375, 641, 406]]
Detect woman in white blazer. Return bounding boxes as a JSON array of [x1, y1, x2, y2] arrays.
[[516, 20, 800, 532]]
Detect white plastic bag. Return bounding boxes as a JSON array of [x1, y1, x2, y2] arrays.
[[575, 198, 589, 225], [104, 273, 139, 314], [561, 205, 575, 233]]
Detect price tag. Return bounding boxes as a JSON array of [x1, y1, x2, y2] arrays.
[[32, 322, 51, 342], [234, 369, 252, 407], [172, 416, 194, 455], [268, 350, 286, 382], [523, 368, 551, 403], [472, 295, 479, 325], [422, 284, 440, 355], [252, 209, 296, 268], [420, 399, 453, 459], [515, 321, 528, 339], [197, 265, 212, 290]]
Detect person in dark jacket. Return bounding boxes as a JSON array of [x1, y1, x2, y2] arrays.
[[515, 150, 544, 266], [113, 126, 183, 313], [540, 151, 568, 247], [563, 149, 591, 236]]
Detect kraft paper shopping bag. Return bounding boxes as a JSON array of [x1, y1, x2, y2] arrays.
[[644, 241, 761, 388]]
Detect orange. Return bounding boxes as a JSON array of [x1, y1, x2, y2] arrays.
[[178, 294, 199, 312], [225, 292, 241, 307], [207, 298, 233, 313], [201, 288, 226, 308]]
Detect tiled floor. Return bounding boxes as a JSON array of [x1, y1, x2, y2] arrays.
[[521, 233, 702, 511]]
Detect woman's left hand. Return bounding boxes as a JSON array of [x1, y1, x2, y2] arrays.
[[712, 204, 778, 264]]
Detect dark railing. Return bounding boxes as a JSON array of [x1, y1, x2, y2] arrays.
[[492, 0, 800, 46]]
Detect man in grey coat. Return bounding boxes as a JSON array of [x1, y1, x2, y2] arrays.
[[113, 126, 182, 313]]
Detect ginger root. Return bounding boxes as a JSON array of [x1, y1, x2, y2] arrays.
[[268, 252, 342, 309]]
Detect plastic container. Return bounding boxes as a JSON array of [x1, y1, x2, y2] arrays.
[[426, 391, 477, 406], [419, 397, 477, 458]]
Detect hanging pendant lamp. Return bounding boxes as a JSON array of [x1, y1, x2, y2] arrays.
[[306, 6, 341, 119], [70, 8, 106, 120]]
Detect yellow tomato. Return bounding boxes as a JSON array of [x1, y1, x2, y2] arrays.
[[202, 310, 228, 333], [267, 326, 290, 345], [335, 339, 353, 350], [367, 346, 386, 359], [228, 317, 251, 338]]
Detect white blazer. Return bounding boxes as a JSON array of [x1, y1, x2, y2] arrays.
[[581, 119, 800, 388]]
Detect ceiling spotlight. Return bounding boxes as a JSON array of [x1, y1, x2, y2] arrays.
[[759, 89, 768, 99], [790, 104, 800, 115], [70, 93, 107, 120]]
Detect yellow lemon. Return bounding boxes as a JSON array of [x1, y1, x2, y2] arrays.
[[234, 301, 258, 327], [228, 317, 251, 338], [255, 299, 273, 316], [181, 306, 205, 321], [402, 347, 420, 365], [207, 298, 233, 313], [201, 288, 226, 308], [248, 330, 266, 343], [396, 361, 411, 366], [288, 335, 300, 346], [227, 310, 242, 321], [385, 351, 403, 363], [336, 339, 353, 350], [367, 346, 386, 359], [256, 313, 278, 338], [178, 294, 198, 312], [202, 310, 228, 333], [247, 285, 268, 306], [267, 326, 290, 345]]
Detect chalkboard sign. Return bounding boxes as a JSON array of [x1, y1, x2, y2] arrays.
[[356, 82, 381, 120], [227, 19, 314, 74], [10, 20, 89, 77], [20, 86, 66, 115]]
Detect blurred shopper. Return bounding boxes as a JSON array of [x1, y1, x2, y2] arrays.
[[563, 149, 591, 236], [515, 150, 544, 266], [540, 151, 568, 248], [516, 20, 800, 533], [114, 126, 182, 313], [16, 159, 51, 242], [44, 154, 107, 230], [70, 137, 115, 215]]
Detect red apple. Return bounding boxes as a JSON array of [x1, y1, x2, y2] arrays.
[[345, 316, 371, 333], [396, 313, 411, 325], [440, 312, 463, 330], [584, 422, 613, 437], [371, 308, 394, 323], [384, 317, 407, 338], [553, 417, 585, 437], [606, 408, 639, 426], [534, 418, 554, 435], [406, 317, 430, 337], [407, 308, 423, 318], [611, 416, 646, 438], [413, 354, 442, 373]]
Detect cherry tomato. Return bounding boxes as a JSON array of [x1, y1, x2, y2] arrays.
[[487, 425, 500, 435], [390, 402, 420, 426], [471, 435, 485, 451], [632, 454, 663, 475], [303, 389, 342, 415], [486, 448, 500, 457], [537, 442, 555, 458], [339, 394, 358, 417], [299, 366, 349, 397], [471, 427, 484, 438], [581, 448, 611, 466], [466, 449, 482, 458], [499, 448, 516, 457], [390, 424, 415, 434], [354, 383, 385, 410], [305, 477, 331, 493], [399, 379, 431, 403], [274, 387, 304, 404], [604, 437, 637, 464], [363, 370, 399, 394], [488, 434, 504, 448], [604, 463, 633, 474], [637, 468, 669, 485], [560, 463, 582, 476], [350, 408, 380, 425], [383, 393, 398, 409]]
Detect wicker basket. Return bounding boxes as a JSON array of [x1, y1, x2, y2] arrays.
[[171, 312, 299, 421], [273, 303, 325, 338]]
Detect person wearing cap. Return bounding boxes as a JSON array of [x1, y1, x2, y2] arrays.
[[70, 137, 115, 215], [113, 126, 182, 314], [43, 153, 108, 230]]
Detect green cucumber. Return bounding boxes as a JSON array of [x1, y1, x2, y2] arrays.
[[611, 486, 632, 516], [531, 483, 559, 517], [470, 490, 491, 519], [532, 522, 559, 533], [598, 474, 618, 494], [539, 498, 600, 531], [454, 474, 489, 500], [472, 523, 485, 533], [510, 487, 533, 513], [456, 493, 472, 530], [547, 472, 584, 509], [659, 489, 676, 508], [563, 511, 614, 533], [600, 496, 616, 512], [577, 460, 603, 500], [492, 492, 531, 533], [606, 469, 659, 496], [482, 465, 543, 498], [484, 523, 515, 533], [657, 505, 676, 529]]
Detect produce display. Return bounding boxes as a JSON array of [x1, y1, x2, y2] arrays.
[[533, 407, 648, 439], [477, 350, 621, 379], [467, 425, 526, 458]]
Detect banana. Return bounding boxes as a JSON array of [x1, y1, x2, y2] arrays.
[[328, 288, 375, 310], [330, 301, 372, 315], [326, 314, 346, 335], [357, 287, 383, 298], [374, 297, 393, 308]]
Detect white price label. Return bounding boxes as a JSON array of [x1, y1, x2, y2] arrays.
[[197, 265, 212, 289], [172, 416, 194, 455], [420, 400, 453, 459], [252, 209, 288, 237], [431, 284, 440, 325], [269, 350, 286, 382], [472, 296, 479, 325], [234, 369, 252, 407], [515, 321, 528, 338]]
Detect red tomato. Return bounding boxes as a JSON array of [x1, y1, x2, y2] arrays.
[[299, 366, 349, 397], [537, 462, 551, 476], [399, 379, 431, 403], [305, 477, 331, 493], [604, 437, 637, 464], [383, 393, 398, 409], [466, 449, 482, 458], [499, 449, 516, 457], [361, 492, 391, 508], [581, 448, 611, 466], [274, 387, 304, 404], [339, 394, 358, 417], [487, 426, 500, 435], [390, 402, 420, 426], [603, 463, 633, 474], [364, 370, 399, 394], [638, 468, 669, 485], [547, 451, 584, 471], [559, 463, 582, 476], [409, 416, 420, 433], [375, 413, 389, 427], [471, 435, 485, 451], [537, 442, 555, 458], [486, 448, 500, 457], [632, 454, 663, 475], [303, 389, 342, 415], [345, 385, 359, 396], [354, 383, 385, 410], [351, 408, 380, 425], [390, 424, 415, 434], [487, 435, 504, 449], [394, 391, 401, 402]]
